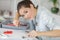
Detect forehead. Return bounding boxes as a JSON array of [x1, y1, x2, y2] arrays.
[[20, 7, 30, 11]]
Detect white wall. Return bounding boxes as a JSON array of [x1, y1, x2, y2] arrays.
[[0, 0, 17, 17], [0, 0, 11, 10], [39, 0, 60, 9], [10, 0, 16, 17], [39, 0, 60, 15]]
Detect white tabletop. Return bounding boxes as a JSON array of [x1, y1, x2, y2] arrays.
[[0, 28, 38, 40]]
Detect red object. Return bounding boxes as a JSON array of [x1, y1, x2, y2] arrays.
[[4, 31, 13, 34], [7, 24, 15, 26]]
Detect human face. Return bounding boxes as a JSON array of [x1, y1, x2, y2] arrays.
[[19, 5, 37, 20]]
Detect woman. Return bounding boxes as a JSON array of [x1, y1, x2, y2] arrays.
[[13, 0, 60, 37]]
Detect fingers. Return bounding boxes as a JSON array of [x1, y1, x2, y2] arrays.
[[27, 30, 38, 37], [27, 33, 35, 37], [13, 20, 20, 26]]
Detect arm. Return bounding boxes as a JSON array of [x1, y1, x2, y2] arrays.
[[28, 30, 60, 37], [13, 12, 20, 20], [37, 30, 60, 37], [13, 12, 20, 26]]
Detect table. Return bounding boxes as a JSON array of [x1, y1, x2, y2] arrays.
[[0, 28, 38, 40]]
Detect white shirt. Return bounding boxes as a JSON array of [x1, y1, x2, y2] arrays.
[[35, 5, 60, 31]]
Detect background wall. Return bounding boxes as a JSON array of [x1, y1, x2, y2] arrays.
[[39, 0, 60, 15], [0, 0, 11, 10]]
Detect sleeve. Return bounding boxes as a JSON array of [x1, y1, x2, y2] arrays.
[[36, 7, 55, 31], [52, 15, 60, 30], [47, 15, 55, 30], [53, 24, 60, 30]]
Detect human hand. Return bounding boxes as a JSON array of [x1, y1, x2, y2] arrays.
[[13, 20, 20, 26], [27, 30, 39, 37]]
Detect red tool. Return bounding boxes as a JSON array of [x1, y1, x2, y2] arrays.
[[4, 31, 13, 34]]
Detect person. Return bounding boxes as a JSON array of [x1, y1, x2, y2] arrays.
[[13, 0, 60, 37]]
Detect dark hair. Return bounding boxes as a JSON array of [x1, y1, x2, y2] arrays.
[[17, 0, 36, 13]]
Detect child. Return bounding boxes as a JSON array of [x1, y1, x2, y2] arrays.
[[13, 0, 60, 37]]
